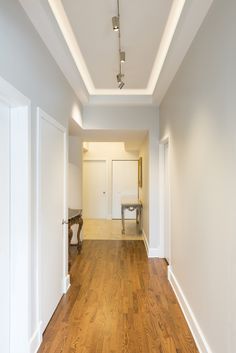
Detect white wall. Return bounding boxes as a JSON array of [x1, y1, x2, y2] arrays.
[[160, 0, 235, 352], [68, 163, 81, 209], [83, 142, 139, 219], [83, 106, 160, 252], [0, 0, 82, 349], [83, 105, 157, 131], [69, 136, 83, 209]]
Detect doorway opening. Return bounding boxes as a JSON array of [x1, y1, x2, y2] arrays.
[[0, 76, 31, 353], [82, 142, 142, 241], [160, 137, 171, 264]]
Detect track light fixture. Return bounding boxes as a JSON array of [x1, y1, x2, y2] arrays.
[[120, 51, 125, 63], [112, 0, 126, 89], [112, 16, 119, 31], [117, 73, 124, 89]]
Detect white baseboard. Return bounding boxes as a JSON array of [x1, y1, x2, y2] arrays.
[[63, 274, 71, 293], [29, 321, 42, 353], [142, 230, 149, 255], [168, 266, 212, 353], [142, 230, 160, 258]]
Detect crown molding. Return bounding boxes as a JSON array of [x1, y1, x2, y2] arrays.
[[48, 0, 186, 96], [19, 0, 213, 106]]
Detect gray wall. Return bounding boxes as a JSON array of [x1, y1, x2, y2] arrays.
[[0, 0, 82, 341], [160, 0, 236, 351]]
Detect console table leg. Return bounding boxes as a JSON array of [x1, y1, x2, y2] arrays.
[[121, 206, 125, 234], [77, 217, 83, 253], [68, 221, 73, 269]]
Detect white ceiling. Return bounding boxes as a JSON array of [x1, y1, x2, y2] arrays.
[[69, 117, 147, 151], [19, 0, 213, 105], [62, 0, 173, 89]]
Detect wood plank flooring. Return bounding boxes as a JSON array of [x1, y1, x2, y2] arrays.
[[38, 241, 198, 353]]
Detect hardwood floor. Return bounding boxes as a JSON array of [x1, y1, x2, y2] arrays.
[[38, 241, 198, 353]]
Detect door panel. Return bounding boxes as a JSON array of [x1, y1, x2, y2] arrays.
[[39, 115, 65, 332], [0, 100, 10, 353], [112, 160, 138, 219], [83, 161, 107, 219]]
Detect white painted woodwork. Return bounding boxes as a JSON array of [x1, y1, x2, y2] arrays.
[[0, 76, 31, 353], [112, 160, 138, 219], [0, 100, 10, 353], [83, 160, 107, 219], [163, 143, 170, 264], [38, 113, 66, 332]]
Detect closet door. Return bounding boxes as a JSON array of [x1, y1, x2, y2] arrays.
[[112, 160, 138, 219], [83, 160, 107, 219]]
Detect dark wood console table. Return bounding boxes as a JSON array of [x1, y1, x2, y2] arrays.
[[68, 208, 83, 267]]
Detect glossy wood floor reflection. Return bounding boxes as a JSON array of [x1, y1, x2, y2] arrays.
[[38, 241, 198, 353]]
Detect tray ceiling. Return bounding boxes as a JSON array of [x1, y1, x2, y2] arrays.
[[19, 0, 214, 104], [61, 0, 173, 90]]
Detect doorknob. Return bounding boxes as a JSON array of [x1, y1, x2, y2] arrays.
[[62, 219, 68, 225], [103, 191, 106, 194]]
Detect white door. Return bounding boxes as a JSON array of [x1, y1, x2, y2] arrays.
[[83, 161, 107, 219], [112, 160, 138, 219], [0, 100, 10, 353], [163, 143, 170, 264], [38, 112, 66, 332]]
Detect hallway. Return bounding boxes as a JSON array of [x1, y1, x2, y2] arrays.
[[38, 241, 198, 353]]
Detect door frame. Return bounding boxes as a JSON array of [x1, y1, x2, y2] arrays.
[[159, 137, 171, 263], [36, 108, 69, 339], [0, 76, 31, 353]]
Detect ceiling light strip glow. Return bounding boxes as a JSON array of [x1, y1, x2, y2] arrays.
[[148, 0, 186, 92], [48, 0, 94, 93], [48, 0, 186, 96]]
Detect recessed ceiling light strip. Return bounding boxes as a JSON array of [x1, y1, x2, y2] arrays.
[[112, 0, 125, 89]]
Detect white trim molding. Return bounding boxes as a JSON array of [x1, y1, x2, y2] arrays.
[[168, 266, 213, 353], [63, 274, 71, 293], [142, 230, 161, 258], [0, 75, 31, 353], [29, 322, 43, 353], [159, 136, 171, 261]]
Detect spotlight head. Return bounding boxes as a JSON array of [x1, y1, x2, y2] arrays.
[[112, 16, 119, 31], [117, 73, 125, 89], [116, 73, 123, 83], [118, 81, 125, 89], [120, 51, 126, 63]]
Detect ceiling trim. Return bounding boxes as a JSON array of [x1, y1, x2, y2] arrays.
[[147, 0, 186, 92], [19, 0, 214, 106], [48, 0, 94, 92], [48, 0, 186, 95]]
